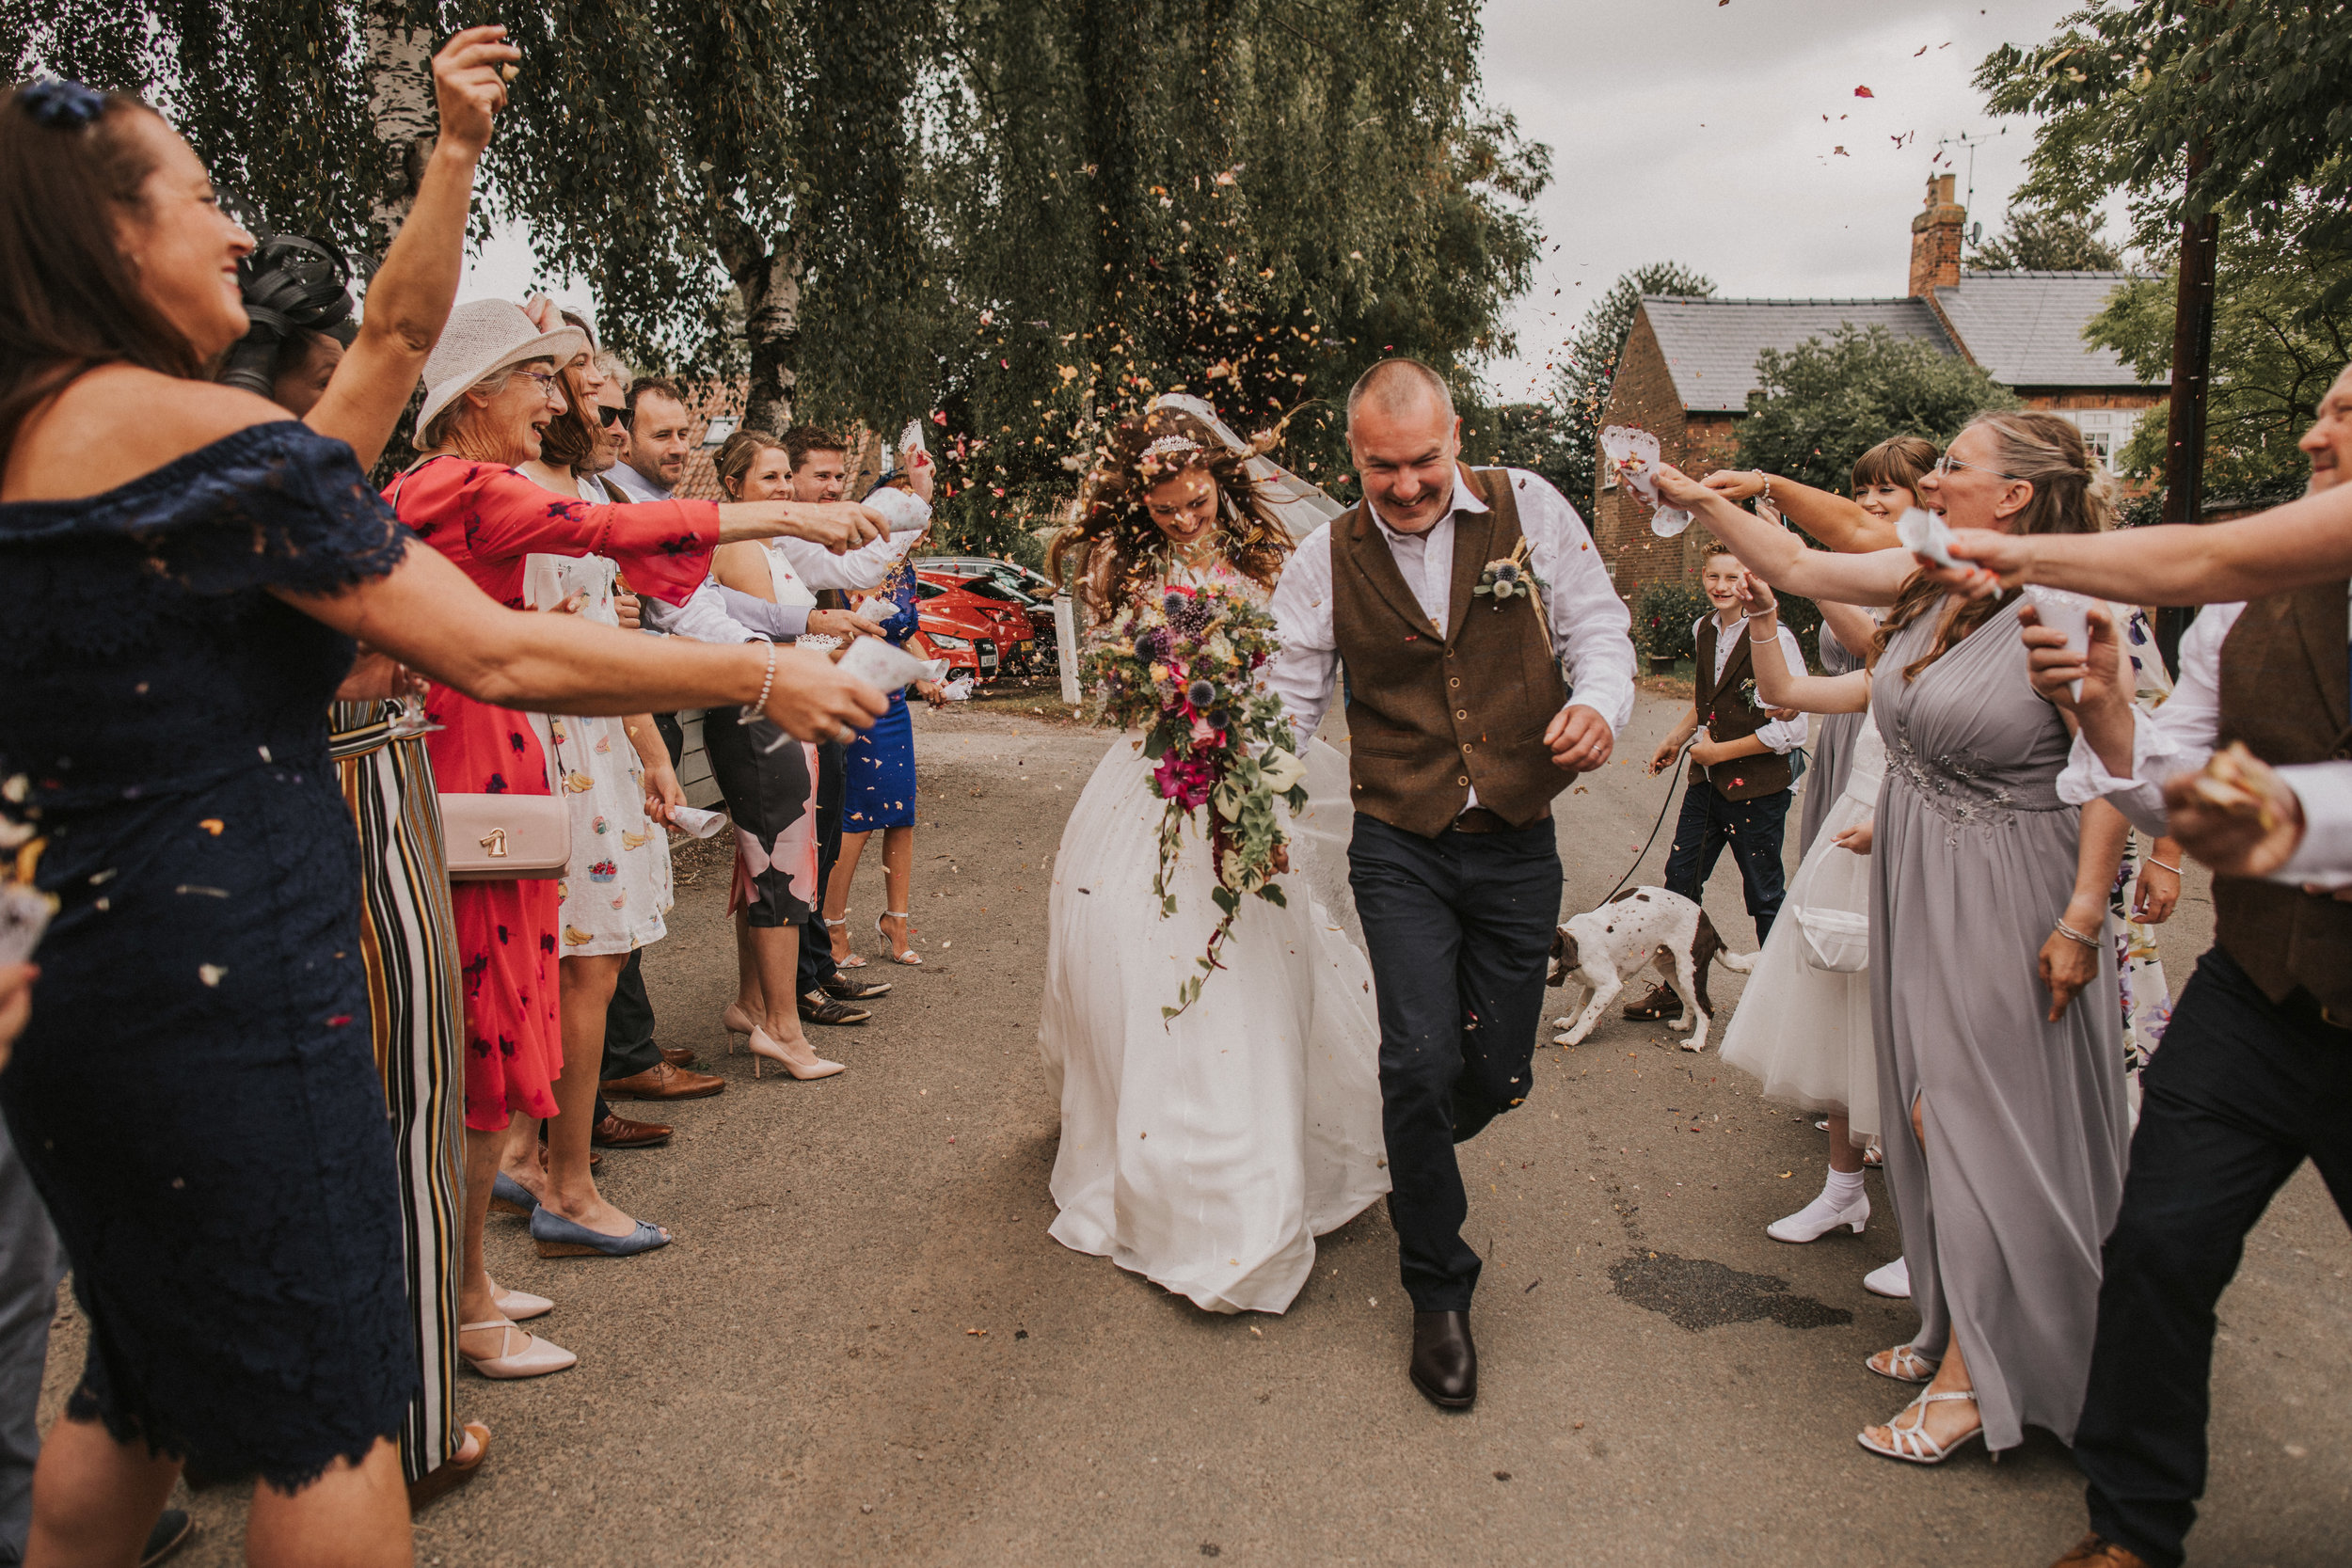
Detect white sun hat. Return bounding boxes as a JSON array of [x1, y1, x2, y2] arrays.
[[414, 298, 588, 438]]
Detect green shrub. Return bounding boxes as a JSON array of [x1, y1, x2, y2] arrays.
[[1635, 581, 1708, 660]]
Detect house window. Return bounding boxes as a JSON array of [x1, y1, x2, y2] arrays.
[[2050, 408, 2119, 466], [701, 416, 739, 449]]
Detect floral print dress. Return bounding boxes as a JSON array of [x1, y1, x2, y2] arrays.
[[2107, 606, 2177, 1074]]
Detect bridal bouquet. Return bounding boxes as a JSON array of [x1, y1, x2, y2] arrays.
[[1085, 584, 1310, 1020]]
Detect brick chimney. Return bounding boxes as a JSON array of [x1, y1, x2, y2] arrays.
[[1908, 172, 1965, 296]]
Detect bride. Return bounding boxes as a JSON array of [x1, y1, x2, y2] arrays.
[[1038, 404, 1388, 1314]]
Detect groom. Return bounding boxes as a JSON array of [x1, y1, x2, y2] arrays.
[[1269, 359, 1636, 1408]]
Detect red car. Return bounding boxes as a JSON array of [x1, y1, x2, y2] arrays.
[[911, 573, 1034, 683]]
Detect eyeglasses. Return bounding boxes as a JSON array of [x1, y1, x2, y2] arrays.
[[596, 404, 626, 428], [1933, 453, 2021, 483], [513, 369, 564, 404]]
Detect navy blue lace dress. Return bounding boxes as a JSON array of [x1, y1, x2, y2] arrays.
[[0, 422, 417, 1489]]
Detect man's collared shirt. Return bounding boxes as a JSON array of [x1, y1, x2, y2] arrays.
[[2057, 595, 2352, 887]]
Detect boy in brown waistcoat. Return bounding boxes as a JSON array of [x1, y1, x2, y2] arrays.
[[1268, 360, 1636, 1409], [2003, 362, 2352, 1568], [1626, 546, 1806, 1019]]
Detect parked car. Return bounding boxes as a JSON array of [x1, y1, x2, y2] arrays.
[[917, 558, 1061, 674], [913, 573, 1034, 684]]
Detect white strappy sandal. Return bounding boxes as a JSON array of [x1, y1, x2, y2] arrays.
[[1866, 1342, 1941, 1383], [1857, 1388, 1986, 1465], [822, 915, 866, 968], [876, 911, 922, 966]]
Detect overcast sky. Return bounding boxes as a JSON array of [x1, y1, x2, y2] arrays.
[[461, 0, 2095, 402], [1474, 0, 2094, 399]]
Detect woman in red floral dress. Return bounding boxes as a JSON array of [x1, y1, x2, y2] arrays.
[[388, 301, 891, 1364]]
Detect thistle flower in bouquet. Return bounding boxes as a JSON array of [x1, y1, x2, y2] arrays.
[[1081, 584, 1311, 1019]]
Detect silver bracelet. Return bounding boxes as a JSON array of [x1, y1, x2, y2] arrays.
[[739, 641, 776, 724], [1756, 471, 1772, 506], [1748, 632, 1780, 645], [2147, 859, 2183, 875], [2052, 918, 2102, 950]]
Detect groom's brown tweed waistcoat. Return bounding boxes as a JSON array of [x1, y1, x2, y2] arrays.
[[1331, 465, 1569, 838], [2214, 579, 2352, 1015]]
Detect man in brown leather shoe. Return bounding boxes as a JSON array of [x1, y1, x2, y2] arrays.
[[1266, 360, 1635, 1411], [2049, 1535, 2150, 1568], [599, 1059, 724, 1101], [591, 1111, 672, 1148]]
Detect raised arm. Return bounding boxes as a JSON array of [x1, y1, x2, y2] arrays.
[[305, 27, 515, 469], [1732, 574, 1870, 714], [1932, 483, 2352, 606], [1816, 598, 1880, 665], [1702, 469, 1899, 553], [277, 543, 885, 740], [1651, 466, 1915, 607]]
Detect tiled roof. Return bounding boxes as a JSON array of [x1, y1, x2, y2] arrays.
[[1641, 295, 1958, 413], [1931, 271, 2156, 388]]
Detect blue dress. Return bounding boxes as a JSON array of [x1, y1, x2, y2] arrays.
[[843, 558, 919, 832], [0, 423, 416, 1488]]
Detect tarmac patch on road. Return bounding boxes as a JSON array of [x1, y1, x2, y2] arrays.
[[1607, 1251, 1853, 1332]]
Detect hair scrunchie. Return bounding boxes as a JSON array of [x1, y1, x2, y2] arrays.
[[17, 79, 106, 130]]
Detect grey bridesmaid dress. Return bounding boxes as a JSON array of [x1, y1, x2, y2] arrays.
[[1797, 625, 1867, 856], [1867, 597, 2129, 1452]]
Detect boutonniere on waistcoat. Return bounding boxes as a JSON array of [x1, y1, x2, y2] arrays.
[[1473, 536, 1544, 603], [1735, 676, 1758, 706]]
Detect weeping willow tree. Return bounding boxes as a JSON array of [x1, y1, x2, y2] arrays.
[[6, 0, 1544, 532], [922, 0, 1548, 549]]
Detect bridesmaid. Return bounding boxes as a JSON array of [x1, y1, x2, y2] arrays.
[[1659, 410, 2131, 1466]]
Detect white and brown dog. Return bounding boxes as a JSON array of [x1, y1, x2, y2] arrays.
[[1548, 886, 1756, 1053]]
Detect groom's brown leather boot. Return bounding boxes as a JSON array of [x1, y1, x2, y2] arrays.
[[1409, 1311, 1476, 1409]]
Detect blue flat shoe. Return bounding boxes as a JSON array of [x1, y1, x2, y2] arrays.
[[490, 1172, 540, 1216], [529, 1206, 670, 1259]]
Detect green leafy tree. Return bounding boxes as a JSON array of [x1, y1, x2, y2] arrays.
[[1735, 325, 2018, 496], [918, 0, 1549, 556], [1546, 261, 1713, 514], [1968, 199, 2125, 272], [2088, 212, 2352, 499], [1464, 403, 1578, 500], [1979, 0, 2352, 309]]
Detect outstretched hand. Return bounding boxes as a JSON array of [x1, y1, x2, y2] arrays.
[[1915, 527, 2028, 601], [1733, 569, 1777, 621], [1649, 463, 1714, 510], [433, 25, 518, 163], [2163, 744, 2307, 880]]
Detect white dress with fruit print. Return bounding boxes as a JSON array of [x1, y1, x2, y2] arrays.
[[522, 546, 674, 957]]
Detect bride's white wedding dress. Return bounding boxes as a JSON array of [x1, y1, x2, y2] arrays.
[[1039, 560, 1388, 1314]]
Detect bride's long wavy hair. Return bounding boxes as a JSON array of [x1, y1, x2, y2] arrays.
[[1048, 406, 1292, 617]]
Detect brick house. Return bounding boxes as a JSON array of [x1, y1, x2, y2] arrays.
[[1593, 173, 2169, 597]]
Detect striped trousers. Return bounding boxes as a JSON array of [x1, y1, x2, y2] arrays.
[[330, 704, 465, 1484]]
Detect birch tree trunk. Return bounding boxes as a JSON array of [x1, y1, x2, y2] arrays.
[[362, 8, 437, 253], [734, 239, 804, 436]]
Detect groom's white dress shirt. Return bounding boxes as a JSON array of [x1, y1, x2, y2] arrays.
[[1267, 467, 1637, 808], [2056, 596, 2352, 887]]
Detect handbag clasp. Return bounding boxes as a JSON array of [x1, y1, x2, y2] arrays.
[[480, 827, 509, 858]]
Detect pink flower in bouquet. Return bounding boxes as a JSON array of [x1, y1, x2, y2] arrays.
[[1152, 752, 1216, 810]]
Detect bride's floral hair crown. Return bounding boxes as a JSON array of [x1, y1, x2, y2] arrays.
[[1049, 406, 1291, 616]]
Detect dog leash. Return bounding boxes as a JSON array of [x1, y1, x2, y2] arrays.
[[1597, 737, 1694, 905]]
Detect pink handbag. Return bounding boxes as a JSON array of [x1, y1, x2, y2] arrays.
[[438, 792, 571, 881]]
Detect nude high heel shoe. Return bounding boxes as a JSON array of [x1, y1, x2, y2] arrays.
[[459, 1320, 577, 1380], [722, 1002, 760, 1053], [748, 1025, 845, 1081]]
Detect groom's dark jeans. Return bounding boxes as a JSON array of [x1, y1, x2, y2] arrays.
[[2074, 945, 2352, 1568], [1348, 812, 1560, 1313]]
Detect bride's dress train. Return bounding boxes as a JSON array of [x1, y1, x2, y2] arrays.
[[1040, 735, 1388, 1313]]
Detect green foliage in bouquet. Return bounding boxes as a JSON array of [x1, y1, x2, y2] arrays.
[[1082, 584, 1309, 1020]]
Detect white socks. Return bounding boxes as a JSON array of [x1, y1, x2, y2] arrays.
[[1822, 1167, 1867, 1209]]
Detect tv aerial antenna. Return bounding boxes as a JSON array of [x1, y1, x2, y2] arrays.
[[1933, 128, 2006, 243]]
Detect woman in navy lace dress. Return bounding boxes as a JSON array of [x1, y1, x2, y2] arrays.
[[0, 81, 886, 1561]]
